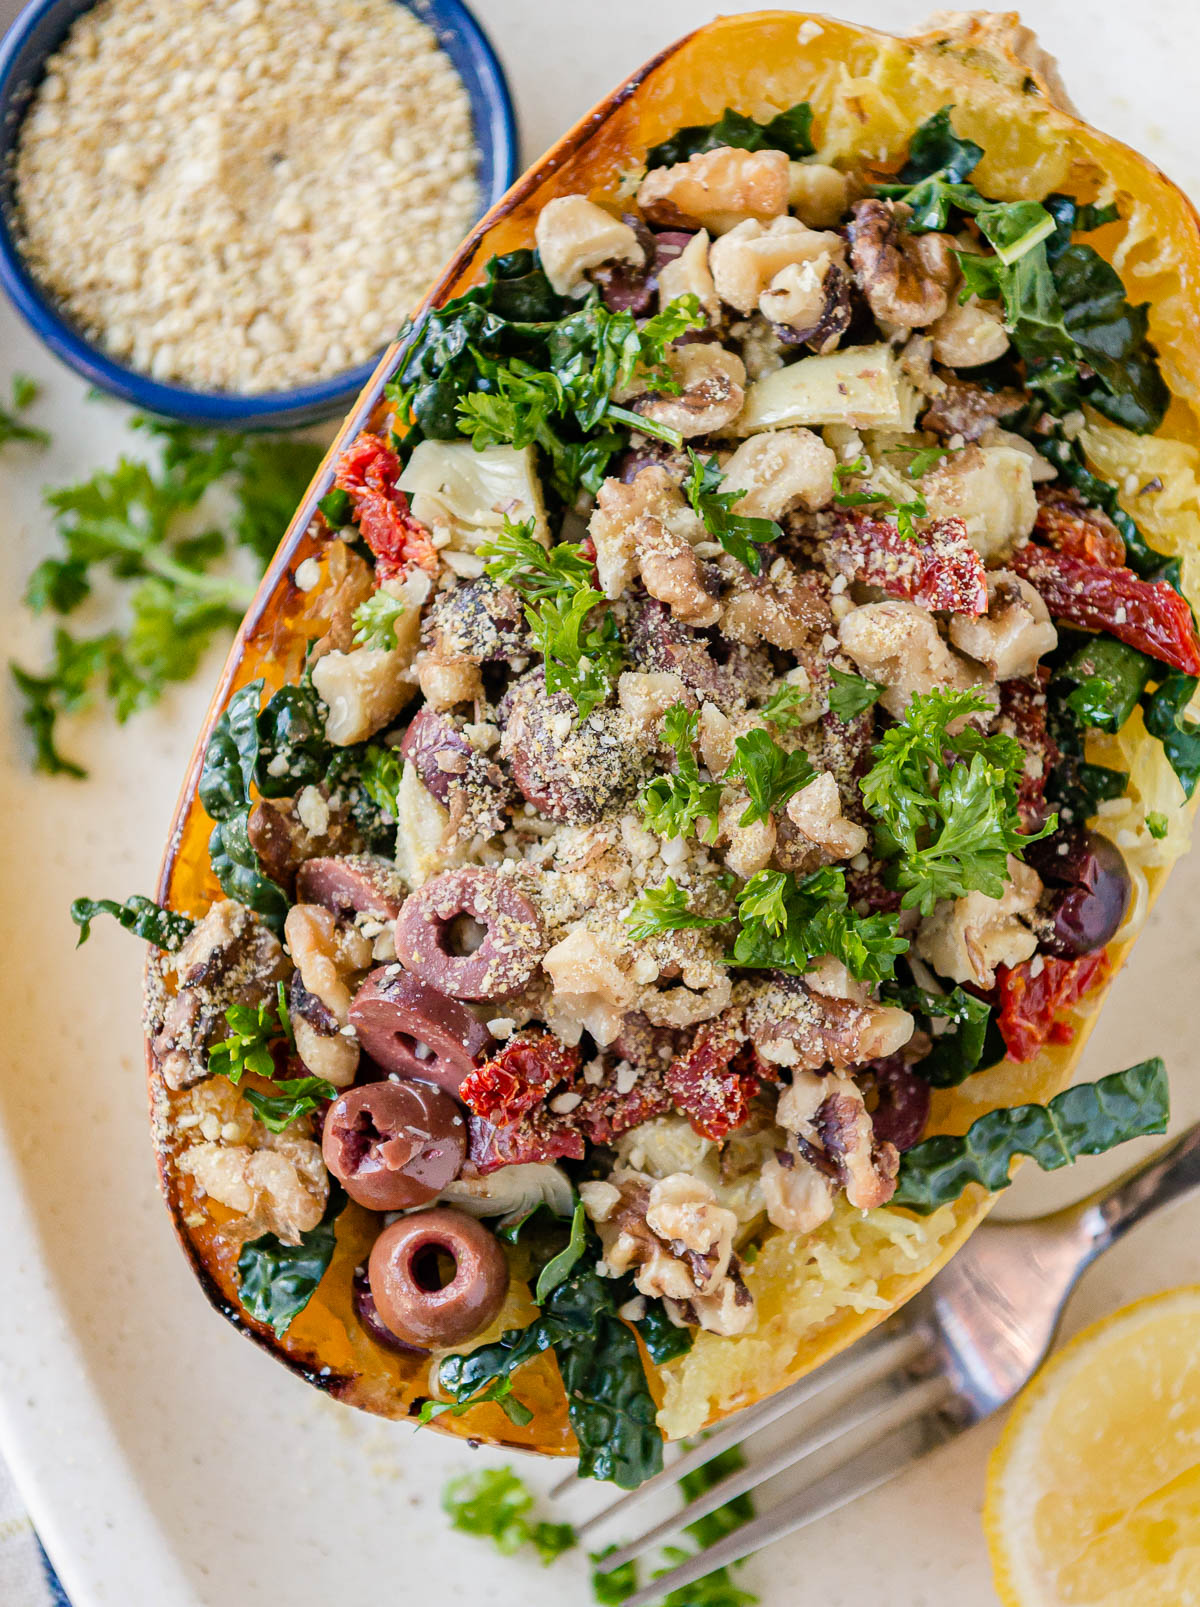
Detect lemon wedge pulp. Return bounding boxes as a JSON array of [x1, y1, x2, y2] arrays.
[[985, 1285, 1200, 1607]]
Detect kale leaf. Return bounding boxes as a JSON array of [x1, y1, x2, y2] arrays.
[[236, 1181, 347, 1337], [894, 1058, 1168, 1212], [199, 679, 291, 930], [891, 985, 1000, 1087], [70, 894, 195, 951], [1142, 671, 1200, 800], [645, 102, 814, 169]]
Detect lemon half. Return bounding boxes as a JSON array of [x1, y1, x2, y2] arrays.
[[985, 1286, 1200, 1607]]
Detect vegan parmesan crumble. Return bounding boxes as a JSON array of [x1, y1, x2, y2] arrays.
[[14, 0, 480, 392]]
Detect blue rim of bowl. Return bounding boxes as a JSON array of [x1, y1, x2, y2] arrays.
[[0, 0, 518, 428]]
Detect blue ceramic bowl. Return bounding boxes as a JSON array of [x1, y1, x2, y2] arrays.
[[0, 0, 517, 428]]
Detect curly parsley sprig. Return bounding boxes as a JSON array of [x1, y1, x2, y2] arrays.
[[683, 449, 782, 574], [624, 876, 728, 940], [480, 516, 622, 721], [639, 703, 723, 841], [860, 686, 1055, 914], [731, 866, 908, 983]]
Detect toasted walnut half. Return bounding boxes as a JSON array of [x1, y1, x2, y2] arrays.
[[285, 903, 373, 1086], [949, 571, 1058, 679], [847, 199, 958, 328], [775, 1069, 900, 1212], [633, 342, 746, 439], [720, 428, 836, 521]]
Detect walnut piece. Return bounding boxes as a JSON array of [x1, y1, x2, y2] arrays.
[[915, 854, 1043, 987], [534, 195, 644, 297], [847, 199, 958, 328], [636, 146, 789, 234], [745, 975, 914, 1071], [775, 1069, 899, 1212], [949, 571, 1058, 679], [921, 443, 1038, 562], [708, 216, 845, 315], [589, 466, 717, 623], [655, 228, 719, 322], [720, 428, 836, 520], [785, 771, 868, 863], [787, 161, 853, 228], [929, 296, 1010, 367], [838, 600, 994, 719], [284, 903, 373, 1086], [312, 642, 418, 744], [634, 342, 746, 439], [717, 789, 777, 877]]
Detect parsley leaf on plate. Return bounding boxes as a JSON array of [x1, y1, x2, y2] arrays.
[[0, 372, 49, 449], [442, 1468, 575, 1564]]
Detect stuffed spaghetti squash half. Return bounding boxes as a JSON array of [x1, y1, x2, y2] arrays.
[[80, 11, 1200, 1486]]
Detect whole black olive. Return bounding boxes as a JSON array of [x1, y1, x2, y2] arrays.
[[1027, 828, 1131, 959]]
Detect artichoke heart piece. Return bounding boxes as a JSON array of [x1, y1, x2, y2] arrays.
[[738, 342, 921, 432]]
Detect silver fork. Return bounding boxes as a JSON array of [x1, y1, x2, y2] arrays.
[[573, 1120, 1200, 1605]]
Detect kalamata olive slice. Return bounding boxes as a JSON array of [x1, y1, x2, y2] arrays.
[[393, 867, 545, 1001], [322, 1079, 466, 1210], [352, 1264, 429, 1355], [500, 676, 645, 822], [1027, 828, 1132, 959], [863, 1057, 930, 1153], [368, 1207, 509, 1348], [295, 854, 405, 922], [399, 709, 475, 806], [348, 967, 492, 1093]]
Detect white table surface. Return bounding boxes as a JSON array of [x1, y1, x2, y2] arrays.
[[1, 4, 1199, 1605]]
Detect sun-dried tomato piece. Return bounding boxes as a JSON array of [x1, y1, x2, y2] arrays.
[[994, 949, 1111, 1063], [664, 1013, 769, 1141], [467, 1110, 586, 1174], [458, 1031, 580, 1126], [1035, 487, 1125, 567], [574, 1065, 674, 1145], [824, 511, 987, 614], [1012, 543, 1200, 676], [333, 431, 438, 580], [997, 671, 1059, 831]]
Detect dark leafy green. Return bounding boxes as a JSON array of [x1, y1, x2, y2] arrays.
[[438, 1249, 663, 1489], [534, 1199, 588, 1304], [418, 1375, 534, 1428], [635, 1302, 694, 1365], [199, 679, 290, 930], [894, 1059, 1168, 1212], [236, 1181, 347, 1336], [253, 678, 333, 798], [1142, 671, 1200, 800], [897, 105, 982, 185], [1056, 635, 1155, 732], [645, 102, 814, 168], [70, 894, 195, 951], [892, 985, 998, 1087]]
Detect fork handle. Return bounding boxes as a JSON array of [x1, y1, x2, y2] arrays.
[[1075, 1119, 1200, 1256]]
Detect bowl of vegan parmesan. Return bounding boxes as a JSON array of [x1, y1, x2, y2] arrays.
[[0, 0, 516, 426]]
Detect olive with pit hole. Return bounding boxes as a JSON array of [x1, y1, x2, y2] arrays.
[[322, 1079, 466, 1211], [295, 854, 406, 922], [348, 967, 493, 1094], [393, 867, 544, 1001], [1027, 827, 1132, 959], [368, 1207, 509, 1348]]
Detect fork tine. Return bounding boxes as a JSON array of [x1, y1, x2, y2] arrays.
[[561, 1318, 924, 1519], [593, 1368, 943, 1573], [618, 1385, 953, 1607]]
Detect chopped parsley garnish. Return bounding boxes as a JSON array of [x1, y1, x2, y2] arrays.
[[827, 666, 885, 723], [207, 992, 335, 1131], [683, 449, 782, 574], [724, 727, 815, 826], [640, 702, 723, 842], [760, 681, 808, 730], [860, 686, 1055, 915], [731, 866, 908, 983], [625, 876, 726, 939], [244, 1075, 338, 1134], [442, 1468, 575, 1565], [0, 373, 48, 449], [1146, 811, 1169, 840], [533, 1198, 589, 1303], [889, 442, 960, 478], [481, 516, 622, 721], [831, 455, 925, 539], [356, 743, 405, 818], [11, 414, 323, 776], [351, 589, 407, 649]]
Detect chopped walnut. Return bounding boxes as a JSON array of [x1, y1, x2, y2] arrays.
[[847, 199, 958, 328], [744, 975, 914, 1072], [758, 256, 851, 352], [656, 228, 719, 322], [633, 342, 746, 439], [720, 428, 836, 520], [708, 215, 845, 315], [787, 161, 853, 228], [173, 1079, 328, 1244], [760, 1147, 836, 1233], [915, 854, 1043, 988], [583, 1171, 753, 1336], [949, 570, 1058, 679], [720, 557, 831, 653], [717, 789, 777, 877], [697, 702, 766, 776], [284, 903, 373, 1086], [635, 515, 721, 627], [308, 540, 375, 660], [775, 1069, 899, 1211], [534, 195, 645, 297], [617, 670, 694, 733], [150, 900, 288, 1090], [921, 443, 1038, 561], [838, 600, 994, 719], [416, 652, 484, 711], [541, 923, 637, 1045], [785, 771, 868, 862], [589, 466, 706, 602], [312, 642, 418, 745], [929, 296, 1010, 367], [636, 146, 790, 234]]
